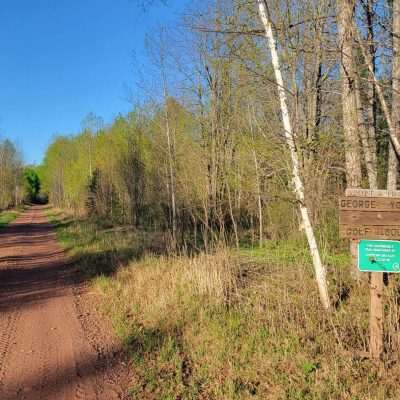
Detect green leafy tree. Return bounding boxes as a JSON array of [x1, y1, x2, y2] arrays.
[[23, 168, 41, 203]]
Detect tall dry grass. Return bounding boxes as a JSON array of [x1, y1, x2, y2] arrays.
[[92, 247, 400, 400], [50, 213, 400, 399]]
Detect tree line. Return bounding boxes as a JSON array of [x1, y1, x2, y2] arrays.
[[0, 139, 23, 210], [0, 137, 45, 210], [39, 0, 398, 260]]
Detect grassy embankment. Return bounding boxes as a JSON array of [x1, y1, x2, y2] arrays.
[[0, 205, 28, 227], [48, 208, 400, 400]]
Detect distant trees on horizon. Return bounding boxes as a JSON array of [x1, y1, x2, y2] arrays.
[[0, 138, 24, 210]]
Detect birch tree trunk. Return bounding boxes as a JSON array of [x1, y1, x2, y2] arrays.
[[161, 66, 177, 245], [163, 95, 177, 244], [388, 0, 400, 190], [256, 0, 330, 310]]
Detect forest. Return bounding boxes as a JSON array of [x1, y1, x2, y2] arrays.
[[35, 0, 390, 254], [2, 0, 400, 398], [39, 1, 343, 246]]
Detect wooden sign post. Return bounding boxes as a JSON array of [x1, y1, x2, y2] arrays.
[[339, 189, 400, 360]]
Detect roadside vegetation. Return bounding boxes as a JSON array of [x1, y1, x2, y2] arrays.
[[0, 208, 22, 228], [47, 209, 400, 400]]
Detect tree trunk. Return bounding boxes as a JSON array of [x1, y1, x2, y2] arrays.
[[164, 102, 177, 244], [338, 0, 363, 282], [256, 0, 330, 310], [364, 0, 378, 189], [388, 0, 400, 190], [252, 149, 263, 248], [248, 104, 264, 248], [162, 81, 177, 246], [338, 0, 362, 188], [355, 74, 377, 189], [356, 29, 400, 157], [226, 181, 239, 248]]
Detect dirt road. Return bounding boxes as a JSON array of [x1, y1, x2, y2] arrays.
[[0, 206, 127, 400]]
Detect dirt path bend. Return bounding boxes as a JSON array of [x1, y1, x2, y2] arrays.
[[0, 206, 127, 400]]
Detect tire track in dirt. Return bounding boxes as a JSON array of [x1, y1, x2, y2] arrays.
[[73, 289, 129, 400], [0, 306, 21, 390], [0, 206, 129, 400]]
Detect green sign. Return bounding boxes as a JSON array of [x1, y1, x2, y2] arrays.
[[358, 240, 400, 273]]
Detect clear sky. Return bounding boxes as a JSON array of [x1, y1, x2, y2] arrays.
[[0, 0, 186, 164]]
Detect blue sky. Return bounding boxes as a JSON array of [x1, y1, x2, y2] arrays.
[[0, 0, 186, 164]]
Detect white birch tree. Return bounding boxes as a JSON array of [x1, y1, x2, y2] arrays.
[[256, 0, 330, 310]]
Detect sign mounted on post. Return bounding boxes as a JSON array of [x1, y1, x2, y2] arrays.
[[338, 189, 400, 360], [358, 240, 400, 273], [339, 189, 400, 240]]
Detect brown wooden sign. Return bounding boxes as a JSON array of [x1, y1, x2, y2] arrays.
[[339, 189, 400, 240]]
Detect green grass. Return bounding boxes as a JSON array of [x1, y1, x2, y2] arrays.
[[48, 209, 400, 400], [237, 236, 351, 270], [0, 205, 26, 227], [46, 209, 162, 279]]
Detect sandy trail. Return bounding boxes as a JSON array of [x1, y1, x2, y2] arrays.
[[0, 206, 124, 400]]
